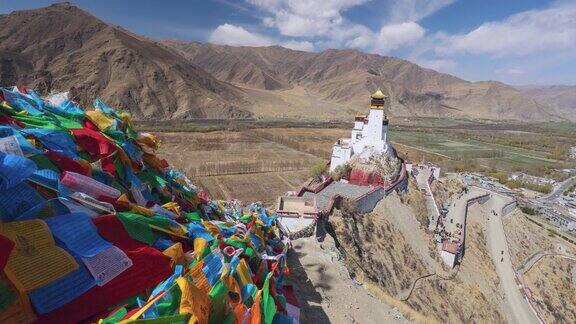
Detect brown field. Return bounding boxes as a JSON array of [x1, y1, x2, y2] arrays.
[[251, 128, 348, 159], [193, 171, 311, 207], [153, 122, 576, 205], [155, 131, 326, 206]]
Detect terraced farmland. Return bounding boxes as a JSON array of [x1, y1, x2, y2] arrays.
[[155, 131, 322, 206]]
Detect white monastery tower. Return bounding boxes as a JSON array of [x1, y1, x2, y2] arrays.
[[329, 90, 391, 171]]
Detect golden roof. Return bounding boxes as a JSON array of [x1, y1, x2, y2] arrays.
[[371, 89, 386, 99]]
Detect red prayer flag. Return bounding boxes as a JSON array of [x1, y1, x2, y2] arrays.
[[0, 234, 15, 270], [71, 128, 116, 158]]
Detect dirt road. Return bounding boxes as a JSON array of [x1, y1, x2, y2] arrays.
[[288, 236, 410, 324], [483, 193, 540, 324]]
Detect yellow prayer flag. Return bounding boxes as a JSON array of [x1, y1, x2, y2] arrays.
[[193, 238, 208, 257], [162, 202, 181, 216], [176, 277, 211, 324], [189, 261, 211, 295], [129, 204, 155, 217], [163, 243, 187, 266], [1, 220, 78, 292], [86, 110, 115, 131], [201, 220, 221, 239], [235, 259, 253, 287]]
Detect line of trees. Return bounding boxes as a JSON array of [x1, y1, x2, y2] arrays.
[[187, 159, 314, 176], [252, 131, 332, 159], [450, 149, 505, 160]]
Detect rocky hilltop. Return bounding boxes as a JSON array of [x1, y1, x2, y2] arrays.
[[326, 182, 508, 322]]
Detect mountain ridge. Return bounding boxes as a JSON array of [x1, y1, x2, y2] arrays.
[[516, 85, 576, 118], [163, 40, 567, 122], [0, 3, 251, 120], [0, 3, 571, 122]]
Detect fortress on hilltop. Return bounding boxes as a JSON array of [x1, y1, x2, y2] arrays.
[[330, 90, 393, 171]]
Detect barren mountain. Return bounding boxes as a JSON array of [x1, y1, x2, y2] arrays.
[[0, 3, 250, 120], [518, 85, 576, 120], [164, 40, 564, 121], [0, 3, 567, 122]]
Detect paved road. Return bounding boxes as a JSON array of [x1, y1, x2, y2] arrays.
[[444, 187, 484, 236], [483, 193, 540, 324], [540, 176, 576, 201]]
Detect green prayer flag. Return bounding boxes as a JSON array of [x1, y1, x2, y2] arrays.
[[225, 238, 247, 250], [0, 280, 15, 313], [262, 273, 277, 324], [208, 281, 229, 324], [155, 285, 182, 317], [184, 211, 202, 222], [222, 312, 235, 324], [54, 115, 83, 129], [244, 247, 256, 259], [100, 307, 128, 324], [28, 154, 59, 171], [129, 313, 189, 324], [117, 212, 158, 245]]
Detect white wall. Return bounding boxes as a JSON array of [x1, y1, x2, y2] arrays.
[[364, 109, 384, 152], [441, 250, 456, 268], [330, 146, 351, 171], [330, 107, 390, 170]]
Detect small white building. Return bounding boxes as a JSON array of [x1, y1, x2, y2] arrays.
[[330, 90, 392, 171], [543, 207, 576, 231], [441, 241, 461, 268]]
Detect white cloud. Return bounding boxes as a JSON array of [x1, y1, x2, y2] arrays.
[[209, 0, 455, 54], [209, 24, 273, 46], [389, 0, 456, 23], [436, 3, 576, 57], [375, 22, 425, 53], [247, 0, 369, 38], [208, 23, 316, 51], [495, 68, 525, 76], [242, 0, 432, 54]]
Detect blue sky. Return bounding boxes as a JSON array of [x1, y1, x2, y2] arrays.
[[1, 0, 575, 85]]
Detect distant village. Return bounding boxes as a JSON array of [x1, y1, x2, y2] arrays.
[[467, 170, 576, 233]]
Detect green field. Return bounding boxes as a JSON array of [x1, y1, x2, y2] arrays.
[[389, 127, 574, 175]]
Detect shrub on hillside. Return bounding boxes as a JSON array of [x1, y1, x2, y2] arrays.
[[330, 163, 351, 181], [310, 161, 327, 180], [520, 206, 536, 215]]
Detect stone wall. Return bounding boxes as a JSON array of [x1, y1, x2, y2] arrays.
[[354, 163, 409, 214], [502, 200, 517, 216], [288, 219, 317, 240], [355, 187, 386, 214]]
